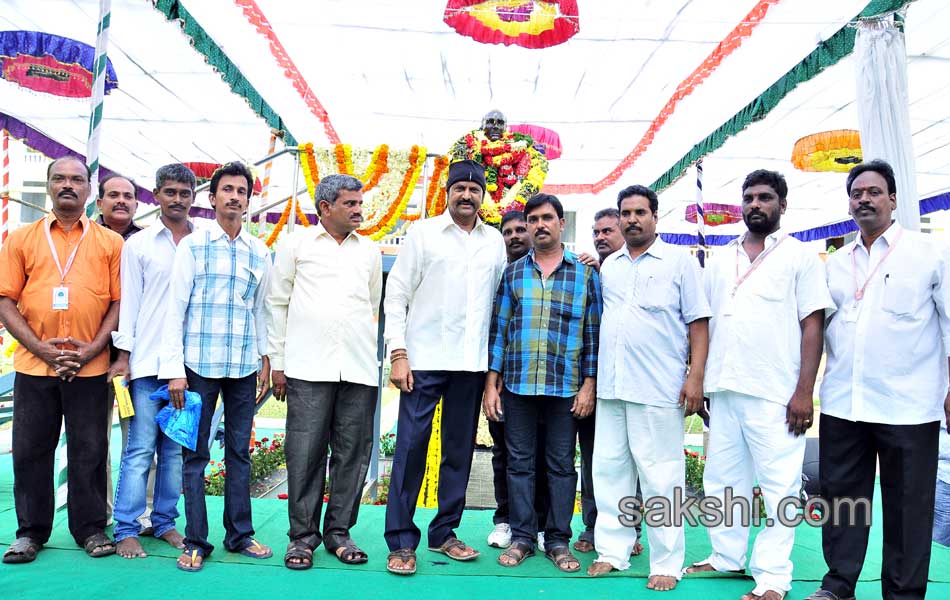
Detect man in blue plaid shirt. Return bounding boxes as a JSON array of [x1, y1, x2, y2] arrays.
[[484, 193, 602, 574], [160, 162, 273, 571]]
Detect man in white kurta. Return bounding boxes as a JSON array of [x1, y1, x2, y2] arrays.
[[689, 170, 832, 600], [589, 185, 710, 591]]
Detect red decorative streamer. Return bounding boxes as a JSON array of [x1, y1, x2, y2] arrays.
[[234, 0, 341, 144], [546, 0, 781, 195]]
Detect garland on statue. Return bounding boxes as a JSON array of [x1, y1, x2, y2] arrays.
[[449, 130, 548, 222]]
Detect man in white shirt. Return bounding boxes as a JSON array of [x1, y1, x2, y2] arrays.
[[686, 170, 832, 600], [268, 174, 382, 570], [588, 185, 710, 592], [110, 164, 196, 559], [383, 160, 506, 575], [808, 160, 950, 600]]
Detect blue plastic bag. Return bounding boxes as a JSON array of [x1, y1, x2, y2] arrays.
[[152, 385, 203, 451]]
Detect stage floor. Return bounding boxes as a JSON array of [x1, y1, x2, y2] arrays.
[[1, 442, 949, 599]]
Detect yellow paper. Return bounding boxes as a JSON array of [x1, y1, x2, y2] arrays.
[[113, 376, 134, 418]]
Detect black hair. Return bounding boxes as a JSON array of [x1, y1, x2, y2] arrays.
[[210, 161, 254, 195], [524, 193, 563, 219], [616, 185, 658, 214], [742, 169, 788, 200], [846, 159, 897, 196]]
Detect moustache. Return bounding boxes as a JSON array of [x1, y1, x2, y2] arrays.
[[111, 204, 129, 212], [57, 190, 77, 199], [534, 229, 550, 237], [625, 225, 642, 233], [168, 203, 187, 211], [854, 204, 875, 214]]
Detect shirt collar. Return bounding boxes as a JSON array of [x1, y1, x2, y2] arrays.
[[437, 211, 487, 234], [850, 221, 901, 255], [733, 227, 785, 249], [527, 245, 576, 266], [48, 212, 90, 231], [149, 217, 193, 239], [313, 222, 360, 244], [95, 214, 142, 239], [207, 219, 252, 245], [611, 236, 665, 263]]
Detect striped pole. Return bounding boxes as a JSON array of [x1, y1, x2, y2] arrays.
[[84, 0, 112, 217], [2, 129, 9, 243], [695, 159, 706, 267], [252, 132, 278, 227]]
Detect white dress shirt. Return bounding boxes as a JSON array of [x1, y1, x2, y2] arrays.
[[598, 237, 712, 407], [704, 229, 833, 406], [267, 224, 382, 387], [112, 219, 192, 380], [384, 212, 506, 372], [821, 223, 950, 425]]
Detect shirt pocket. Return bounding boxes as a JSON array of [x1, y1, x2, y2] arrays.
[[551, 288, 584, 321], [637, 275, 677, 311], [237, 264, 263, 306], [881, 276, 921, 320], [751, 270, 790, 302]]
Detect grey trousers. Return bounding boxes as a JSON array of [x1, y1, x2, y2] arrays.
[[285, 378, 377, 551]]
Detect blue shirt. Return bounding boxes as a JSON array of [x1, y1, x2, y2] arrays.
[[488, 247, 601, 398], [159, 222, 271, 380]]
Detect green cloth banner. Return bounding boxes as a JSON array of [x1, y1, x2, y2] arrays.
[[153, 0, 298, 147], [651, 0, 910, 193]]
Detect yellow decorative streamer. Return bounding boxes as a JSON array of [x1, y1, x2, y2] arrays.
[[417, 399, 442, 508]]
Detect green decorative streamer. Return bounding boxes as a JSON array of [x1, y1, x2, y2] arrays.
[[650, 0, 910, 194], [152, 0, 298, 147]]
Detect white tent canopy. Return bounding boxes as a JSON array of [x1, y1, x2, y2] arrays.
[[2, 0, 948, 239]]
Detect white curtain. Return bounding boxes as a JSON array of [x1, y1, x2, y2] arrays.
[[855, 13, 921, 231]]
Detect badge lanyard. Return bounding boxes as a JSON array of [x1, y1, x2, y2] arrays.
[[850, 228, 902, 302], [732, 234, 788, 296], [44, 217, 88, 283]]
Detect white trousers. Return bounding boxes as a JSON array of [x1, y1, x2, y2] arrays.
[[701, 391, 806, 595], [593, 398, 685, 577]]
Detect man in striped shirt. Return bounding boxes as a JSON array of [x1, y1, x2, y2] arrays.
[[485, 193, 602, 574], [159, 161, 272, 572]]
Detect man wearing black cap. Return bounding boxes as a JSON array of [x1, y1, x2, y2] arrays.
[[383, 159, 507, 575]]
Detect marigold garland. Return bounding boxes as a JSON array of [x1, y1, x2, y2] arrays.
[[449, 130, 548, 223], [358, 145, 425, 240], [425, 155, 450, 217], [265, 198, 294, 247], [362, 144, 389, 192]]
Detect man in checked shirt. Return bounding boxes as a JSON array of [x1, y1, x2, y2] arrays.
[[484, 193, 602, 574]]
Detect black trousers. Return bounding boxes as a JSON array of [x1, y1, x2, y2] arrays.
[[384, 370, 484, 551], [12, 373, 109, 545], [285, 379, 377, 551], [819, 413, 939, 600], [488, 418, 549, 526]]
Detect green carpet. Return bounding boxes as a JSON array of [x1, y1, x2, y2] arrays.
[[2, 433, 950, 599]]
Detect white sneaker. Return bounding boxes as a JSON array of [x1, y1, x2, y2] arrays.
[[537, 531, 546, 552], [487, 523, 512, 548]]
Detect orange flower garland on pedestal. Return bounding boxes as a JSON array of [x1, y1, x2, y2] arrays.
[[358, 145, 426, 240], [424, 155, 450, 217]]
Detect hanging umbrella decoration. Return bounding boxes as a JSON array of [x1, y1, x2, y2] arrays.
[[444, 0, 580, 49], [685, 203, 743, 227], [508, 123, 561, 160], [0, 31, 118, 98], [791, 129, 862, 173], [183, 162, 263, 195]]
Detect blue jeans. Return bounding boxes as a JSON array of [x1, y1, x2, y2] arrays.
[[935, 479, 950, 546], [113, 376, 182, 542], [181, 368, 257, 555]]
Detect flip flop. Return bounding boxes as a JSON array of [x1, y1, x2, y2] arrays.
[[387, 548, 416, 575], [427, 537, 479, 561], [238, 538, 273, 559], [497, 541, 535, 567], [177, 546, 209, 572]]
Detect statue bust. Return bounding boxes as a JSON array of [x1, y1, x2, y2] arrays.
[[448, 109, 549, 223]]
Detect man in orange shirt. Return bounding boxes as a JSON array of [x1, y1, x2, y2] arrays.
[[0, 156, 123, 564]]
